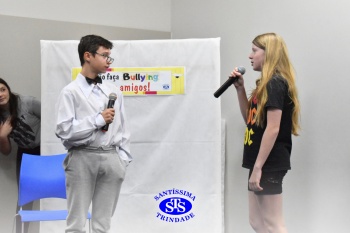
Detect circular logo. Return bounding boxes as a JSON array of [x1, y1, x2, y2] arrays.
[[159, 197, 192, 215]]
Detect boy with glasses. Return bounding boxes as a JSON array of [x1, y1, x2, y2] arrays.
[[55, 34, 131, 233]]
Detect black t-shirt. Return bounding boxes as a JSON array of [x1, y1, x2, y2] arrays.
[[242, 76, 293, 171]]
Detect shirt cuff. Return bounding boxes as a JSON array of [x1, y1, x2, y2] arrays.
[[95, 113, 106, 128]]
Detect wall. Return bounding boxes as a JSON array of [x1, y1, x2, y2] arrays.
[[0, 13, 170, 233], [0, 0, 171, 31], [171, 0, 350, 232]]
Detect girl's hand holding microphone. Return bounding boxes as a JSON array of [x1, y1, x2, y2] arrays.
[[230, 66, 245, 88]]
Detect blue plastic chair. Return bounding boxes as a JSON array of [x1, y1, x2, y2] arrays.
[[13, 153, 91, 233]]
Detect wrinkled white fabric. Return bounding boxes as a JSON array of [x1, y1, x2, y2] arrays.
[[41, 38, 222, 233]]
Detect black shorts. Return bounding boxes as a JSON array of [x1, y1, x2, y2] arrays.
[[248, 170, 288, 195]]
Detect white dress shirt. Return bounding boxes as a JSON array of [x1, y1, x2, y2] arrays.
[[55, 73, 132, 161]]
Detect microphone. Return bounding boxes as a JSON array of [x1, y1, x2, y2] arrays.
[[101, 93, 117, 132], [213, 66, 246, 98]]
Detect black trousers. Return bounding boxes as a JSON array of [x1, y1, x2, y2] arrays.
[[16, 146, 40, 233]]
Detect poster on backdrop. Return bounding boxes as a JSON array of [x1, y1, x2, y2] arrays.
[[41, 38, 223, 233], [72, 66, 186, 95]]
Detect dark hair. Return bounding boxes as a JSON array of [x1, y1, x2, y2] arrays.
[[0, 78, 19, 127], [78, 35, 113, 66]]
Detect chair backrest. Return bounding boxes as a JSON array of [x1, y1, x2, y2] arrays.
[[18, 153, 67, 207]]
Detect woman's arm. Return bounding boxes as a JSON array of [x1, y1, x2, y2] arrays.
[[231, 68, 249, 122], [235, 86, 249, 122], [0, 118, 12, 155], [249, 108, 282, 191]]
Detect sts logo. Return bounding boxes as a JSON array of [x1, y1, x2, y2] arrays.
[[159, 198, 192, 215], [154, 188, 195, 223]]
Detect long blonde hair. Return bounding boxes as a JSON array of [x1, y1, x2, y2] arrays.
[[249, 33, 300, 135]]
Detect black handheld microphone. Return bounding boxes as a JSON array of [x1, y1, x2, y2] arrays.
[[101, 93, 117, 132], [213, 66, 246, 98]]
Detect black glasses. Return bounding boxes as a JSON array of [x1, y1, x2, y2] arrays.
[[94, 52, 114, 64]]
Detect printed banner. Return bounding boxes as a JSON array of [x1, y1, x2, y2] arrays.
[[41, 38, 222, 233], [72, 67, 185, 95]]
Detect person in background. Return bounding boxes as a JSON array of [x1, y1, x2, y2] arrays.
[[230, 32, 300, 233], [0, 78, 41, 233], [55, 34, 131, 233]]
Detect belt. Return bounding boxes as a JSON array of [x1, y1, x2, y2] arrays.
[[69, 145, 117, 151]]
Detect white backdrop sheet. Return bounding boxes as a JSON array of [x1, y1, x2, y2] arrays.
[[40, 38, 223, 233]]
